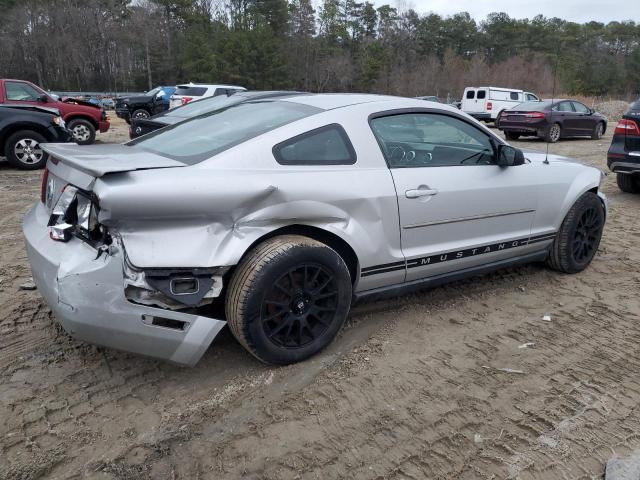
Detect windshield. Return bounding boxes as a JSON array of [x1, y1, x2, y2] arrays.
[[128, 100, 322, 164], [166, 94, 244, 118], [512, 101, 552, 111]]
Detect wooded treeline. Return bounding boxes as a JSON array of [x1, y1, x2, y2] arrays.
[[0, 0, 638, 98]]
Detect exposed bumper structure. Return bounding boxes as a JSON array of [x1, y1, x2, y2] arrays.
[[23, 203, 226, 366]]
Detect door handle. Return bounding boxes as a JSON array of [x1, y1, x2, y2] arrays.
[[406, 187, 438, 198]]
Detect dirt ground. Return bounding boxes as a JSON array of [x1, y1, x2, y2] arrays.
[[2, 117, 640, 480]]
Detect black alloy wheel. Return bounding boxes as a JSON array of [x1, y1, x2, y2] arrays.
[[571, 206, 603, 265], [261, 264, 338, 348]]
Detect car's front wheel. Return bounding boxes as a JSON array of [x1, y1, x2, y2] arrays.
[[226, 235, 352, 365], [132, 109, 150, 120], [546, 192, 605, 273], [68, 119, 96, 145], [4, 130, 49, 170], [617, 173, 640, 193]]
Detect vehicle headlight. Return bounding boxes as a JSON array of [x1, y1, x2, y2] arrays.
[[52, 116, 65, 128]]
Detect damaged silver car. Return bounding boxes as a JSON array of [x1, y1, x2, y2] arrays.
[[23, 93, 607, 366]]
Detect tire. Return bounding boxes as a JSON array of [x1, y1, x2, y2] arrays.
[[504, 131, 520, 141], [226, 235, 352, 365], [131, 109, 150, 120], [591, 122, 604, 140], [68, 119, 96, 145], [616, 173, 640, 193], [4, 130, 49, 170], [544, 123, 562, 143], [546, 192, 605, 274]]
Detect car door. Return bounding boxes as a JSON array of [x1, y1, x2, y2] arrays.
[[571, 101, 595, 134], [552, 101, 578, 135], [370, 111, 539, 281], [4, 81, 47, 107]]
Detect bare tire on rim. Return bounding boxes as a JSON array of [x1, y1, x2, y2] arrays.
[[545, 123, 561, 143], [546, 192, 605, 273], [616, 173, 640, 193], [68, 118, 96, 145], [226, 235, 352, 365], [4, 130, 49, 170]]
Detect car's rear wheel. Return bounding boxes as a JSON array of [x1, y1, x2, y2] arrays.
[[591, 122, 604, 140], [617, 173, 640, 193], [504, 131, 520, 140], [68, 119, 96, 145], [544, 123, 562, 143], [546, 192, 604, 273], [132, 109, 150, 120], [4, 130, 49, 170], [226, 235, 352, 365]]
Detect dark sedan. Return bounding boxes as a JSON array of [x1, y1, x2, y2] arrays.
[[497, 100, 607, 143], [607, 99, 640, 193], [129, 91, 303, 139]]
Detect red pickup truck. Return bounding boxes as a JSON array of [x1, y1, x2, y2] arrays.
[[0, 79, 109, 145]]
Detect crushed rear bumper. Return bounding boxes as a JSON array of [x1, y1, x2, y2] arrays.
[[23, 202, 226, 366]]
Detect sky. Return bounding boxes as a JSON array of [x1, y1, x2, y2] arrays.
[[395, 0, 640, 23]]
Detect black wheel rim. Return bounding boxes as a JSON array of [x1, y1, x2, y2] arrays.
[[261, 264, 339, 348], [572, 207, 602, 263]]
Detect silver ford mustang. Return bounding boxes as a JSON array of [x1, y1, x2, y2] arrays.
[[23, 93, 607, 366]]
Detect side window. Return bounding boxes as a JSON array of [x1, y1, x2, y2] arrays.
[[554, 102, 575, 113], [370, 113, 496, 168], [572, 102, 590, 114], [466, 90, 475, 99], [477, 90, 486, 100], [6, 82, 41, 101], [510, 92, 519, 101], [273, 124, 356, 165], [526, 94, 537, 101]]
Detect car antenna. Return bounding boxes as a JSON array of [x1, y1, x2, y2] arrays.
[[545, 46, 561, 165]]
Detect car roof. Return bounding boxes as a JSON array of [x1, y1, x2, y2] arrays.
[[175, 83, 245, 89], [279, 93, 411, 110]]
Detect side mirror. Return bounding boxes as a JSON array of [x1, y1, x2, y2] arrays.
[[497, 144, 525, 167], [38, 94, 49, 103]]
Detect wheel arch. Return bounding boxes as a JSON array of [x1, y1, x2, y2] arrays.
[[0, 123, 51, 153], [65, 114, 98, 129], [228, 224, 360, 286], [553, 174, 604, 231]]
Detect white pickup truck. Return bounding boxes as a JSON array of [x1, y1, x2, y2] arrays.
[[461, 87, 540, 123]]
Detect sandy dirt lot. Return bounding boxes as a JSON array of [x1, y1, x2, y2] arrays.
[[2, 117, 640, 479]]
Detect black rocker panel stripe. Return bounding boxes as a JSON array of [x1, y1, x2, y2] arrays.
[[361, 233, 556, 277]]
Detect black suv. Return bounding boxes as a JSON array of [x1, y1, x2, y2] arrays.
[[608, 100, 640, 192], [115, 86, 174, 124], [0, 105, 70, 169]]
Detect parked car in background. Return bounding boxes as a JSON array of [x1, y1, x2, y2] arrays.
[[169, 83, 246, 109], [462, 87, 540, 123], [25, 94, 606, 367], [607, 99, 640, 193], [0, 105, 70, 169], [114, 86, 176, 123], [416, 96, 440, 102], [129, 91, 302, 139], [0, 79, 109, 145], [101, 98, 115, 110], [498, 99, 607, 143]]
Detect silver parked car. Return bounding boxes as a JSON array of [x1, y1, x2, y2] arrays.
[[23, 94, 607, 366]]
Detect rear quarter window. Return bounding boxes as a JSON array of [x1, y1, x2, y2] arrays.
[[273, 124, 356, 165], [175, 86, 208, 96]]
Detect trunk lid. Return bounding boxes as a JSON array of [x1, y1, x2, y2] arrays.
[[42, 143, 185, 178], [41, 143, 186, 212]]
